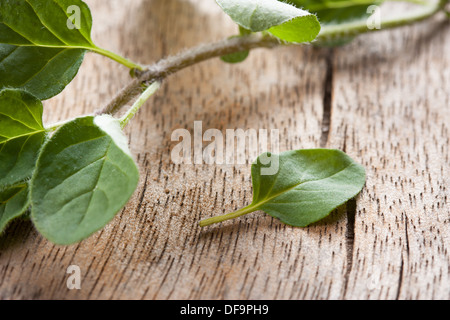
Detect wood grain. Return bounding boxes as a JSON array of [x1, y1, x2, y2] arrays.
[[0, 0, 448, 300]]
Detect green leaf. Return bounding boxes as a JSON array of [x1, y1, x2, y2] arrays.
[[239, 25, 252, 36], [288, 0, 379, 24], [220, 26, 254, 64], [0, 0, 141, 100], [200, 149, 366, 227], [0, 0, 95, 46], [287, 0, 380, 46], [0, 44, 86, 100], [221, 50, 250, 63], [0, 89, 46, 188], [0, 184, 29, 233], [216, 0, 321, 43], [220, 35, 250, 64], [0, 0, 95, 99], [30, 115, 140, 245]]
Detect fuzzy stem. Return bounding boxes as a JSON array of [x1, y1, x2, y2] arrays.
[[100, 34, 279, 115], [100, 0, 447, 116], [92, 46, 144, 70]]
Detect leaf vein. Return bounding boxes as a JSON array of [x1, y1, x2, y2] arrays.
[[50, 0, 93, 45], [6, 95, 43, 128], [42, 155, 107, 198], [255, 162, 354, 208], [0, 46, 19, 65], [0, 130, 45, 144], [0, 21, 39, 46], [0, 111, 41, 132], [17, 48, 70, 88], [24, 0, 70, 46], [76, 151, 109, 227]]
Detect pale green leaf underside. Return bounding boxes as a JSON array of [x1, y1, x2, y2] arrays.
[[216, 0, 321, 43], [31, 115, 140, 245], [0, 0, 94, 99], [288, 0, 379, 24], [0, 184, 29, 233], [0, 89, 46, 188], [250, 149, 366, 227], [287, 0, 380, 46]]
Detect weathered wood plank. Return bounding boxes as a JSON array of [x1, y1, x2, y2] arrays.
[[328, 16, 450, 299], [0, 0, 448, 300]]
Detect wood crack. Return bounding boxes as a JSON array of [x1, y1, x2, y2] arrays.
[[396, 217, 410, 300], [320, 49, 334, 148], [343, 198, 356, 297]]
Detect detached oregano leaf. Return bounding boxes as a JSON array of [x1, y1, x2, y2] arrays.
[[0, 0, 141, 100], [30, 115, 140, 245], [0, 184, 29, 233], [0, 89, 46, 188], [216, 0, 321, 43], [200, 149, 366, 227]]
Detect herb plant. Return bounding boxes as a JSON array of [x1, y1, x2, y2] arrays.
[[0, 0, 448, 244]]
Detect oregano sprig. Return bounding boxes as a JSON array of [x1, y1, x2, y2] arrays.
[[103, 0, 449, 117], [0, 0, 448, 243]]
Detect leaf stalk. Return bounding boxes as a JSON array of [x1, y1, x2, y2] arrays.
[[199, 205, 259, 227], [119, 81, 161, 128], [92, 46, 144, 71]]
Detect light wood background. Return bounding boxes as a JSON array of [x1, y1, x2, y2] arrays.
[[0, 0, 448, 300]]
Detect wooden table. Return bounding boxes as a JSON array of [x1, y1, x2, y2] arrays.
[[0, 0, 448, 300]]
